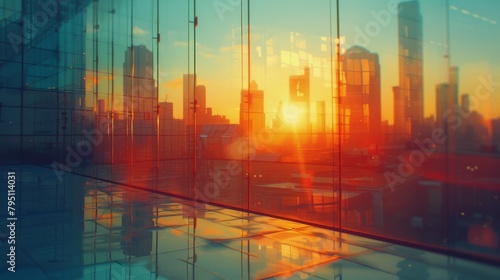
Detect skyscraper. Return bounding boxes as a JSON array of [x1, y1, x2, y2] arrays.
[[240, 80, 265, 136], [183, 74, 195, 126], [435, 83, 449, 130], [448, 66, 459, 150], [183, 77, 228, 126], [122, 45, 157, 163], [461, 94, 470, 114], [97, 99, 105, 117], [397, 0, 423, 141], [123, 45, 155, 122], [393, 86, 406, 142], [449, 67, 459, 109], [435, 67, 459, 148], [195, 85, 207, 121], [341, 46, 381, 148]]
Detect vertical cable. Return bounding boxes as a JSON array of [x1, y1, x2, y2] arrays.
[[155, 1, 160, 275], [187, 0, 191, 199], [187, 0, 194, 199], [329, 0, 334, 228], [128, 0, 134, 274], [240, 0, 245, 217], [19, 1, 25, 163], [155, 0, 160, 192], [94, 0, 99, 177], [130, 0, 135, 178], [240, 0, 244, 91], [107, 1, 111, 148], [55, 0, 60, 164], [193, 0, 197, 197], [247, 1, 252, 272], [246, 0, 251, 213], [239, 2, 246, 278], [111, 0, 115, 165], [336, 0, 342, 231], [444, 0, 452, 253]]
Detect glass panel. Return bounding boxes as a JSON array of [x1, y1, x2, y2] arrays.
[[249, 0, 337, 227], [195, 0, 247, 209], [339, 0, 449, 245], [448, 0, 500, 260], [1, 0, 499, 269]]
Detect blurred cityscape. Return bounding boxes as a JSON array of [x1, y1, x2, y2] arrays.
[[1, 0, 499, 275]]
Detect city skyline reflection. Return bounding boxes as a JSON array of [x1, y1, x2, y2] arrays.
[[0, 0, 499, 277]]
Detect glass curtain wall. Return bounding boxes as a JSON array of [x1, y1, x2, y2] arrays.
[[1, 0, 499, 265], [447, 0, 500, 259]]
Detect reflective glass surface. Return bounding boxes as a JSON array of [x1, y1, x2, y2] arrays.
[[1, 0, 499, 278], [1, 166, 499, 279]]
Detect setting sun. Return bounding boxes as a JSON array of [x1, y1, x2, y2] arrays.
[[283, 104, 306, 126]]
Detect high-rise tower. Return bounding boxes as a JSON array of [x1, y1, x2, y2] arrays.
[[397, 1, 423, 141], [240, 80, 265, 136], [123, 45, 155, 122], [341, 46, 381, 148]]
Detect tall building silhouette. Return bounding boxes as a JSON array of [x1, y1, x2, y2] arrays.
[[97, 99, 105, 117], [393, 86, 406, 142], [183, 75, 229, 126], [159, 101, 185, 159], [195, 85, 207, 124], [461, 94, 470, 114], [240, 80, 265, 136], [397, 1, 423, 141], [435, 67, 459, 148], [448, 66, 459, 150], [449, 67, 459, 109], [435, 83, 449, 130], [183, 74, 195, 126], [122, 45, 157, 163], [340, 46, 381, 148], [123, 45, 156, 122]]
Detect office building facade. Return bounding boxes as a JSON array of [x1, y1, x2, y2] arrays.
[[1, 0, 500, 278]]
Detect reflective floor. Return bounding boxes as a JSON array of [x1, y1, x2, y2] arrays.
[[1, 165, 499, 279]]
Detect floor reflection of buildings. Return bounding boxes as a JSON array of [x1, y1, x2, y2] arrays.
[[4, 166, 85, 279], [84, 184, 154, 260], [7, 166, 499, 279], [121, 192, 153, 258], [175, 198, 347, 280]]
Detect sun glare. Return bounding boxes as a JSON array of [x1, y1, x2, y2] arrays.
[[283, 104, 305, 126]]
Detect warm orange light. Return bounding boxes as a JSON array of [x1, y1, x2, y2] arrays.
[[283, 104, 304, 126]]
